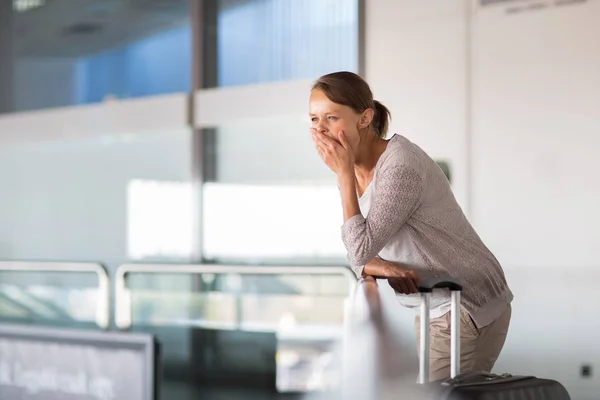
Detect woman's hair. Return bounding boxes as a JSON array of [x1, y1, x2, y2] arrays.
[[312, 71, 391, 139]]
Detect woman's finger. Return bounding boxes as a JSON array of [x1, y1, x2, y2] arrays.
[[317, 140, 338, 159], [315, 140, 329, 155], [398, 280, 410, 294], [389, 278, 410, 294], [315, 144, 324, 157], [316, 146, 328, 161], [338, 131, 350, 150], [406, 278, 418, 294], [314, 131, 339, 149]]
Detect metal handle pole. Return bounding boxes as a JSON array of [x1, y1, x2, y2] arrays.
[[450, 290, 461, 378], [419, 292, 431, 383]]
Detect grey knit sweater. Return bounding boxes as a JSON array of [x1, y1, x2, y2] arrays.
[[341, 134, 513, 328]]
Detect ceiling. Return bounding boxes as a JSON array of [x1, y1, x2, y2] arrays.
[[13, 0, 191, 58]]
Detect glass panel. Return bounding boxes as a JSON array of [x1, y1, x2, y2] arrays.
[[202, 116, 347, 263], [0, 129, 193, 269], [211, 0, 359, 87], [0, 270, 101, 329], [125, 269, 353, 397], [4, 1, 191, 113], [128, 272, 351, 329]]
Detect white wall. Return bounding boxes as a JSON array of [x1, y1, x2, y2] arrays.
[[365, 0, 471, 212], [365, 0, 600, 398], [471, 0, 600, 268], [470, 4, 600, 396]]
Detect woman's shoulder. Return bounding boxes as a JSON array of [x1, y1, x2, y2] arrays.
[[377, 134, 426, 171]]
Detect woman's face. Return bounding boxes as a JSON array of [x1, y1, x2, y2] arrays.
[[309, 89, 367, 152]]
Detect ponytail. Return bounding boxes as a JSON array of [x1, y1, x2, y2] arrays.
[[372, 100, 391, 139]]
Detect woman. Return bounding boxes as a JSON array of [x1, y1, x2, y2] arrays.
[[309, 71, 513, 381]]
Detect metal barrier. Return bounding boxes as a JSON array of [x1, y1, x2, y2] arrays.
[[114, 263, 357, 330], [0, 261, 110, 329]]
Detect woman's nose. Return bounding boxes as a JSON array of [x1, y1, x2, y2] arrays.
[[314, 122, 327, 133]]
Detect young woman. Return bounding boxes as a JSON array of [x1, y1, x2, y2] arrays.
[[309, 71, 513, 381]]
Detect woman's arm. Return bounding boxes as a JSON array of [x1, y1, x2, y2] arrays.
[[338, 171, 361, 222], [310, 129, 424, 275], [341, 161, 425, 266], [362, 257, 421, 294]]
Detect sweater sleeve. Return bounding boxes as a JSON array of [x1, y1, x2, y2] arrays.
[[341, 161, 424, 267]]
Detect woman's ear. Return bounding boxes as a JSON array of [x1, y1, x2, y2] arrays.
[[359, 108, 375, 129]]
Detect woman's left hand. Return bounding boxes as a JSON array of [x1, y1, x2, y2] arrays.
[[310, 129, 354, 175]]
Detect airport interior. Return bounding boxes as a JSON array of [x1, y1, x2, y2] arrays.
[[0, 0, 599, 399]]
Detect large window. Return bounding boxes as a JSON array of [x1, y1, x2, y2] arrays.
[[0, 0, 362, 266], [207, 0, 360, 87], [3, 1, 191, 113]]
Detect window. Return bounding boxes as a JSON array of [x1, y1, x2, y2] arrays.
[[207, 0, 360, 87], [8, 2, 191, 112]]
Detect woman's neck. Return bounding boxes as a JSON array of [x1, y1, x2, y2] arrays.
[[354, 134, 389, 178]]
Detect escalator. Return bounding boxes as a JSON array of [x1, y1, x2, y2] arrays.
[[0, 265, 108, 330]]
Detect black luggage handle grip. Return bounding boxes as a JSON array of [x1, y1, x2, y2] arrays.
[[418, 275, 463, 292]]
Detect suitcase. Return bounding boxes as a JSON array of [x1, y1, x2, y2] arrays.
[[417, 276, 571, 400]]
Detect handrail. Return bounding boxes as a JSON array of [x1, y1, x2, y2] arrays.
[[342, 276, 423, 400], [114, 263, 357, 330], [0, 261, 110, 330]]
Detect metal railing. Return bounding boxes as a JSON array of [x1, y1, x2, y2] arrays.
[[0, 261, 110, 329], [114, 263, 357, 330]]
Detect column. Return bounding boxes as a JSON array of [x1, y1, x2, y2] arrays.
[[0, 0, 14, 114], [190, 0, 219, 262]]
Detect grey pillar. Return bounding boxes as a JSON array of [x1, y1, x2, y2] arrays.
[[0, 0, 14, 114], [189, 0, 219, 263]]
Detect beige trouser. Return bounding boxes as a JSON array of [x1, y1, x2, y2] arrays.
[[415, 304, 512, 381]]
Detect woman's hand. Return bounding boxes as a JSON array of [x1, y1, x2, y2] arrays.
[[310, 128, 354, 176], [363, 257, 421, 294], [387, 269, 421, 295]]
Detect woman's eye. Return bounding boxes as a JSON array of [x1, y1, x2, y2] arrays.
[[328, 116, 338, 121], [311, 117, 318, 122]]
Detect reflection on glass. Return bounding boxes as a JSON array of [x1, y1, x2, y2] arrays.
[[0, 271, 100, 328], [127, 272, 352, 331], [276, 335, 341, 393], [214, 0, 359, 87], [125, 269, 353, 395], [13, 0, 45, 13], [10, 1, 191, 112]]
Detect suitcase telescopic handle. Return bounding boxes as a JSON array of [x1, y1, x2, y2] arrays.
[[418, 275, 463, 384], [418, 275, 463, 292]]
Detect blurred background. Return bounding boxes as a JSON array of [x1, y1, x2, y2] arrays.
[[0, 0, 598, 399]]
